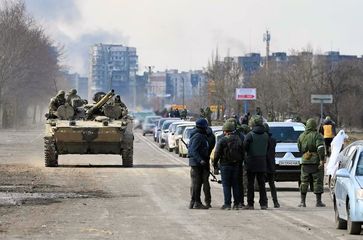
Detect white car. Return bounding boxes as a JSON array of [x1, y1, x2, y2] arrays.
[[142, 116, 161, 136], [209, 129, 224, 163], [178, 126, 195, 158], [172, 123, 196, 154], [158, 119, 181, 148], [333, 141, 363, 235], [165, 121, 188, 152], [154, 118, 179, 142], [267, 122, 305, 183]]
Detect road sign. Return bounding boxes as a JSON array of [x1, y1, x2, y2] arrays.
[[311, 94, 333, 104], [236, 88, 256, 100]]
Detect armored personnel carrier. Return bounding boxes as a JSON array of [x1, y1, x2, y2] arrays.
[[44, 90, 134, 167]]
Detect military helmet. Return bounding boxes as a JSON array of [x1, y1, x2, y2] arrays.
[[306, 118, 317, 130], [240, 124, 251, 134], [222, 121, 235, 132], [57, 90, 65, 96], [249, 115, 263, 127], [226, 117, 237, 127], [263, 122, 270, 133], [195, 118, 208, 129], [69, 88, 77, 94]]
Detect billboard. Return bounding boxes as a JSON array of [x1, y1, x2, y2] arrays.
[[236, 88, 256, 100]]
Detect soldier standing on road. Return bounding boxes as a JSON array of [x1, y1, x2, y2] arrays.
[[202, 126, 216, 208], [48, 90, 66, 118], [298, 118, 326, 207], [188, 118, 210, 209], [226, 117, 245, 207], [319, 116, 336, 157], [213, 121, 244, 210], [200, 108, 205, 118], [180, 108, 187, 120], [244, 115, 269, 210], [264, 122, 280, 208], [205, 107, 212, 126]]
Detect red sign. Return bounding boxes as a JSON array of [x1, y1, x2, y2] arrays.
[[235, 88, 256, 100]]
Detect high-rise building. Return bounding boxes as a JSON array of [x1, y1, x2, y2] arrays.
[[60, 71, 88, 99], [88, 44, 138, 106]]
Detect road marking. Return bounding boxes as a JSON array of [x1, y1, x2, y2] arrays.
[[135, 133, 188, 166]]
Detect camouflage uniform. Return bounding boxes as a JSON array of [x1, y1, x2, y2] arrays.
[[66, 89, 81, 106], [114, 95, 128, 117], [297, 118, 326, 207], [205, 107, 212, 126], [49, 90, 66, 117], [200, 108, 205, 118], [180, 109, 187, 120]]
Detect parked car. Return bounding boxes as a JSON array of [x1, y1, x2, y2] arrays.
[[209, 129, 224, 162], [267, 122, 305, 183], [179, 125, 223, 158], [131, 111, 156, 129], [154, 118, 179, 142], [174, 123, 196, 154], [165, 121, 188, 152], [158, 119, 181, 148], [178, 126, 195, 158], [332, 141, 363, 235], [142, 116, 161, 136]]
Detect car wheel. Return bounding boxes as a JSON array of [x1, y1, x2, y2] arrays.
[[179, 152, 182, 157], [334, 198, 347, 229], [174, 147, 179, 154], [328, 175, 335, 200], [142, 132, 146, 136], [347, 200, 362, 234]]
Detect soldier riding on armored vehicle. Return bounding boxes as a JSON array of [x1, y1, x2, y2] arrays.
[[44, 89, 134, 167]]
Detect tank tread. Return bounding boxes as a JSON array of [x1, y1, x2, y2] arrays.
[[44, 137, 58, 167], [122, 148, 133, 167]]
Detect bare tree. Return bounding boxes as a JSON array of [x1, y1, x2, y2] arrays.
[[206, 50, 243, 119], [0, 0, 62, 128]]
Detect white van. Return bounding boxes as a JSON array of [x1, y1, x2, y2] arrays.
[[267, 122, 305, 183]]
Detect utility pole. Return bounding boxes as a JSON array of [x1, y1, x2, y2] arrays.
[[263, 30, 271, 69], [182, 76, 185, 108]]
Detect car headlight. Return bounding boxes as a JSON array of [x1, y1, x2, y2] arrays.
[[356, 189, 363, 200]]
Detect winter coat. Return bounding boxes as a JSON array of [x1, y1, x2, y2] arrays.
[[213, 133, 244, 167], [188, 128, 209, 167], [298, 120, 325, 165], [266, 133, 277, 173], [244, 125, 269, 173], [206, 127, 216, 156]]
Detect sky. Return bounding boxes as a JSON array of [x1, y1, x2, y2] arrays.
[[23, 0, 363, 75]]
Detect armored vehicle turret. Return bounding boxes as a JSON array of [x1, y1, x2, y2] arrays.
[[44, 89, 133, 167]]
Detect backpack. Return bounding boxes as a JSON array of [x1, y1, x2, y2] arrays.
[[223, 135, 242, 163]]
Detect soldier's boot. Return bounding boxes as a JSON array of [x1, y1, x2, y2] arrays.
[[273, 200, 280, 208], [193, 202, 208, 209], [298, 193, 307, 207], [315, 193, 326, 207]]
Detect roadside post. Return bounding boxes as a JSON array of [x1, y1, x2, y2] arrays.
[[311, 94, 333, 122], [235, 88, 256, 114]]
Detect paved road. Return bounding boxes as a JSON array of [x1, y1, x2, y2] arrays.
[[0, 130, 361, 239]]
